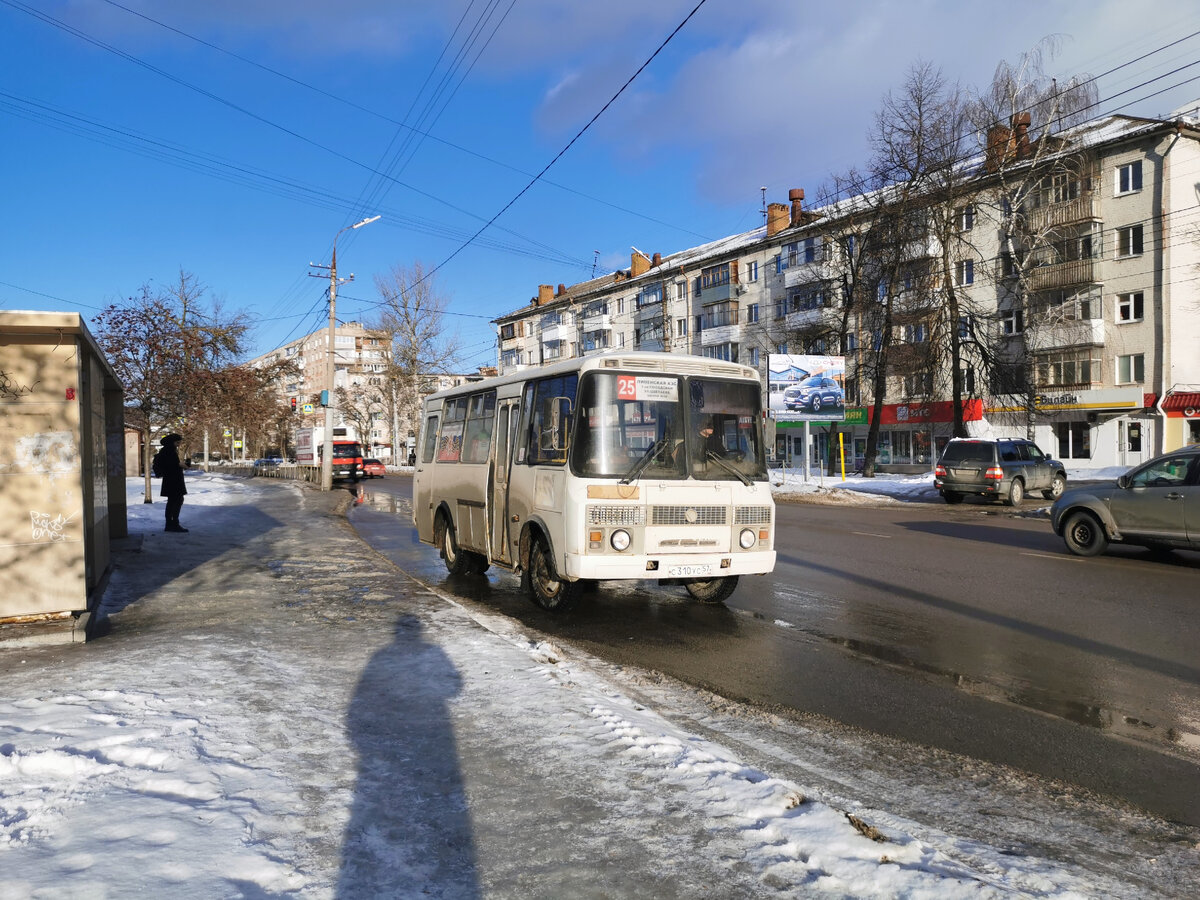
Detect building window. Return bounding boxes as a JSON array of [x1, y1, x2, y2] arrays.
[[1117, 353, 1145, 384], [1037, 354, 1099, 387], [781, 243, 797, 269], [695, 315, 703, 333], [674, 281, 687, 300], [702, 343, 738, 362], [1000, 251, 1016, 278], [676, 317, 688, 337], [776, 342, 788, 355], [701, 302, 739, 329], [1116, 160, 1143, 195], [500, 323, 517, 340], [748, 347, 760, 366], [955, 259, 974, 286], [904, 322, 928, 343], [774, 297, 787, 319], [803, 237, 820, 263], [1001, 308, 1024, 335], [1116, 291, 1144, 323], [745, 261, 758, 283], [904, 372, 934, 396], [1117, 224, 1144, 257], [957, 204, 975, 231], [747, 304, 759, 324], [1056, 421, 1092, 459]]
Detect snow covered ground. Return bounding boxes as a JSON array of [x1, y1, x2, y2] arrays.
[[2, 472, 1195, 898]]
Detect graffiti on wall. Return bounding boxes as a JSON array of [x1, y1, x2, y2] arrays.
[[0, 370, 40, 401], [30, 510, 76, 542]]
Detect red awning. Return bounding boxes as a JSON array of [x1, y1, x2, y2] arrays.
[[1162, 392, 1200, 412]]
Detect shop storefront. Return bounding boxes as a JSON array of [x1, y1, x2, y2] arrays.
[[986, 388, 1157, 471], [1160, 390, 1200, 450], [846, 400, 985, 473]]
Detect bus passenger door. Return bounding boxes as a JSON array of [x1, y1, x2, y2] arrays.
[[489, 400, 519, 565]]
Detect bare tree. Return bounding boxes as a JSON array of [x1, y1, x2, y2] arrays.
[[371, 262, 461, 460]]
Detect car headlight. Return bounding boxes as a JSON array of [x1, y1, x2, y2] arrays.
[[739, 528, 756, 550], [610, 529, 631, 552]]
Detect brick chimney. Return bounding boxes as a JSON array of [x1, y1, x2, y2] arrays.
[[536, 284, 554, 305], [651, 252, 662, 267], [766, 202, 790, 237], [631, 251, 651, 277], [556, 283, 566, 296], [985, 124, 1013, 172], [789, 189, 805, 227], [1012, 112, 1031, 160]]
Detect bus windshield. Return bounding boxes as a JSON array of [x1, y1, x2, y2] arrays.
[[570, 371, 767, 482]]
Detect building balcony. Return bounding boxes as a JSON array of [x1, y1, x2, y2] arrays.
[[785, 306, 840, 331], [901, 235, 942, 261], [696, 280, 738, 304], [1026, 194, 1099, 232], [579, 315, 612, 332], [634, 304, 664, 323], [700, 323, 739, 347], [541, 322, 573, 343], [783, 259, 835, 288], [1024, 317, 1106, 352], [1026, 257, 1096, 291]]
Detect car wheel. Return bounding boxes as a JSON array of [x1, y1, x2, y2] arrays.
[[942, 491, 964, 504], [438, 514, 472, 576], [1043, 474, 1066, 500], [684, 576, 739, 604], [1062, 510, 1108, 557], [1006, 478, 1025, 506], [811, 396, 823, 413], [524, 537, 580, 611]]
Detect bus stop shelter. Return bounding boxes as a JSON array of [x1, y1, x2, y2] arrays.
[[0, 311, 126, 641]]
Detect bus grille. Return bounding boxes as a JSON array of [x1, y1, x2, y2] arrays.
[[734, 506, 773, 525], [588, 505, 646, 526], [651, 505, 727, 525]]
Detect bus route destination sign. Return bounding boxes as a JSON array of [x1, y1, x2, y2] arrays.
[[617, 375, 678, 402]]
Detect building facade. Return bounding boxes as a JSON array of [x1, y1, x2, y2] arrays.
[[493, 113, 1200, 472]]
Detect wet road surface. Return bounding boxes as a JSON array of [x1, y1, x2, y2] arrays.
[[348, 475, 1200, 825]]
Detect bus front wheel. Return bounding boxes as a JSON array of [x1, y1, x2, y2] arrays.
[[684, 576, 739, 605], [438, 514, 472, 576], [525, 538, 580, 612]]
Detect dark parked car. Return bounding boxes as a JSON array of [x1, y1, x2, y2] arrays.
[[1051, 445, 1200, 556], [361, 458, 386, 478], [934, 437, 1066, 505], [783, 375, 844, 414]]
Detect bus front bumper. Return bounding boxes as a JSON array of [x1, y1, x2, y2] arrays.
[[564, 551, 776, 581]]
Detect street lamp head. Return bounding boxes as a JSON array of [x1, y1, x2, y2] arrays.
[[352, 215, 381, 230]]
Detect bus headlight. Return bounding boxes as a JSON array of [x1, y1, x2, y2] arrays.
[[739, 528, 756, 550], [610, 529, 631, 552]]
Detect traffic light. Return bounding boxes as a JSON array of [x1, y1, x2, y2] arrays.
[[290, 397, 297, 411]]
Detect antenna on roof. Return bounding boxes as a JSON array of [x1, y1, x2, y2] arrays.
[[761, 186, 767, 223], [592, 250, 600, 277]]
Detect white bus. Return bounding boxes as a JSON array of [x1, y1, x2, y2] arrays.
[[413, 351, 776, 610]]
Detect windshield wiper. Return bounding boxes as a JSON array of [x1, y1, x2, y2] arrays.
[[706, 450, 753, 486], [620, 439, 668, 484]]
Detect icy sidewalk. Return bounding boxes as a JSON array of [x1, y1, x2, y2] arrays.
[[0, 474, 1193, 898]]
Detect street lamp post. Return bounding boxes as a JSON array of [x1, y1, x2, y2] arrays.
[[321, 215, 380, 491]]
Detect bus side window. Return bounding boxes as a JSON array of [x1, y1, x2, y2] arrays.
[[528, 375, 578, 465], [421, 414, 439, 464]]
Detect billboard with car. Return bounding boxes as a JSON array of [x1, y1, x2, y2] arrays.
[[768, 354, 846, 422]]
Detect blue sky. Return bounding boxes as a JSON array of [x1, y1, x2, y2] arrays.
[[3, 1, 1198, 370]]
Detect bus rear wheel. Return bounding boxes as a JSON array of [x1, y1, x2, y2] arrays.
[[438, 514, 472, 576], [684, 576, 739, 604], [525, 537, 580, 611]]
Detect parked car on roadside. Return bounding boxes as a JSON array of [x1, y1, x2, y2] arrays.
[[934, 437, 1066, 505], [361, 458, 386, 478], [783, 375, 844, 414], [1050, 444, 1200, 556]]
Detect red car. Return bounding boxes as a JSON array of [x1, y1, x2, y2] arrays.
[[361, 458, 386, 478]]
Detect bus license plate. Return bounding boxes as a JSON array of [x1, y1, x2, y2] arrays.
[[668, 564, 712, 577]]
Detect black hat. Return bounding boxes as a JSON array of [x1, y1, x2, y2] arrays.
[[161, 433, 183, 446]]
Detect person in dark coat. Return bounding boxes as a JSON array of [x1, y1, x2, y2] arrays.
[[152, 433, 188, 533]]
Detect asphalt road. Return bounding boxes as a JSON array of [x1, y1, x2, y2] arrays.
[[348, 474, 1200, 825]]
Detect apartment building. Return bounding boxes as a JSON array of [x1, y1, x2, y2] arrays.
[[493, 112, 1200, 472], [248, 321, 391, 454]]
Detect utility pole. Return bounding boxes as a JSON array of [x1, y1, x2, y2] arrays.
[[309, 215, 380, 490]]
